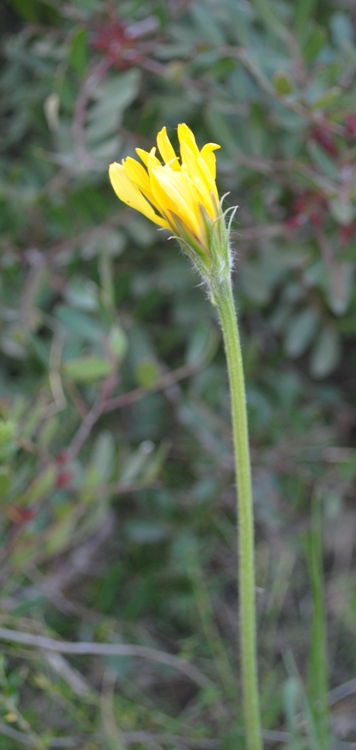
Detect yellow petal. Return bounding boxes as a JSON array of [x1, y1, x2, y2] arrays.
[[149, 165, 201, 238], [157, 127, 180, 171], [123, 157, 151, 192], [136, 147, 161, 168], [200, 143, 220, 179], [181, 162, 213, 219], [109, 163, 169, 228], [197, 154, 219, 207], [123, 157, 162, 213], [179, 142, 218, 217], [177, 123, 200, 158]]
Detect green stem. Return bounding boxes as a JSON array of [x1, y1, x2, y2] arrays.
[[211, 275, 262, 750], [306, 496, 329, 749]]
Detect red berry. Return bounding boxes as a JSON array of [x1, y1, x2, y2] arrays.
[[310, 214, 323, 229], [9, 506, 36, 525], [56, 470, 73, 489], [293, 197, 307, 214], [286, 214, 305, 230], [92, 22, 135, 69], [340, 223, 356, 245], [311, 126, 338, 156], [345, 114, 356, 138], [19, 508, 36, 522], [56, 451, 69, 466]]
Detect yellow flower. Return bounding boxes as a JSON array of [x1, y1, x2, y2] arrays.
[[109, 124, 223, 261]]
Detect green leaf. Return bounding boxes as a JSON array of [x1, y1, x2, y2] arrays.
[[108, 325, 127, 360], [294, 0, 316, 38], [45, 514, 78, 556], [227, 0, 252, 46], [63, 356, 114, 383], [87, 70, 141, 144], [329, 199, 355, 226], [11, 0, 38, 21], [340, 243, 356, 263], [330, 12, 355, 48], [284, 309, 319, 358], [310, 327, 341, 378], [20, 466, 57, 504], [140, 442, 168, 484], [0, 468, 11, 498], [302, 23, 326, 63], [190, 3, 225, 45], [251, 0, 289, 40], [64, 277, 99, 311], [11, 0, 58, 22], [38, 415, 60, 448], [310, 87, 342, 111], [0, 420, 17, 463], [120, 441, 154, 484], [30, 334, 49, 368], [326, 261, 352, 316], [55, 306, 103, 342], [284, 678, 304, 748], [91, 431, 115, 484], [186, 323, 218, 366], [273, 72, 294, 96], [307, 141, 339, 179], [135, 360, 159, 388], [125, 520, 170, 544], [68, 28, 88, 77]]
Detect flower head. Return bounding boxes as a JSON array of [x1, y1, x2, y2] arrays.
[[109, 125, 232, 278]]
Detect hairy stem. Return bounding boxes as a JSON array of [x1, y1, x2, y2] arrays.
[[211, 274, 262, 750]]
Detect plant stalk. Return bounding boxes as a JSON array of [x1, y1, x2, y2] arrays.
[[306, 496, 329, 749], [211, 274, 262, 750]]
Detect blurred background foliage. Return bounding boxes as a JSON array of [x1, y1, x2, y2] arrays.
[[1, 0, 356, 747]]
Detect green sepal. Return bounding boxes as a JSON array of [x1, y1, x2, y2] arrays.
[[167, 200, 234, 286]]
